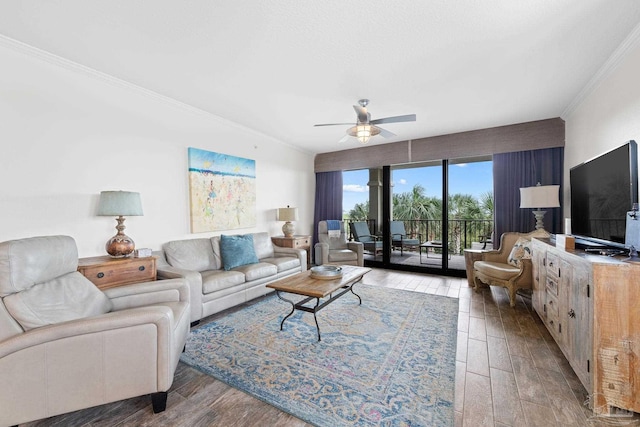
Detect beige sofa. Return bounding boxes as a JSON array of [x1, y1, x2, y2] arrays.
[[0, 235, 190, 426], [155, 232, 306, 324]]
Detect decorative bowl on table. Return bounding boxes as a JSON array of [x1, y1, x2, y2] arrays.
[[310, 265, 343, 280]]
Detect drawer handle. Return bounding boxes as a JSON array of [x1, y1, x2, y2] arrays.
[[139, 266, 145, 271], [549, 300, 553, 306], [568, 309, 576, 318], [97, 272, 104, 279]]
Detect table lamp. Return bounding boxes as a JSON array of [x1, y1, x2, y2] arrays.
[[97, 190, 143, 257], [519, 183, 560, 231], [277, 206, 298, 237]]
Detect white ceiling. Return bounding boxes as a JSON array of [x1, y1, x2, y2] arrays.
[[1, 1, 639, 154]]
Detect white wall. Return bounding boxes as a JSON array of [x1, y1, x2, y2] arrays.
[[0, 40, 315, 257], [564, 30, 640, 217]]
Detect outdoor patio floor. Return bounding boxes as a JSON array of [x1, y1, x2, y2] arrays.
[[363, 241, 493, 271]]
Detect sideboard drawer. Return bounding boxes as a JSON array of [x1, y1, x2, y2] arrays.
[[546, 276, 559, 297], [546, 252, 560, 278], [78, 256, 156, 290]]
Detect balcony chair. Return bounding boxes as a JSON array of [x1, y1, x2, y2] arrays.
[[314, 220, 364, 266], [473, 230, 548, 307], [390, 220, 422, 255], [0, 235, 190, 426], [350, 221, 383, 255]]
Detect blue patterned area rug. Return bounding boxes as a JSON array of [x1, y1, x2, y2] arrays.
[[181, 284, 458, 426]]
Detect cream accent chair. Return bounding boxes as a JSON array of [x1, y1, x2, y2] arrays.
[[473, 230, 548, 307], [0, 235, 190, 426], [314, 221, 364, 266]]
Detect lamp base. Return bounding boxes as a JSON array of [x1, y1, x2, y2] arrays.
[[282, 221, 295, 238], [105, 215, 135, 257], [532, 209, 547, 231], [105, 233, 135, 258]]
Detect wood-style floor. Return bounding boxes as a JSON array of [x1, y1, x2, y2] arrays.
[[22, 268, 612, 427]]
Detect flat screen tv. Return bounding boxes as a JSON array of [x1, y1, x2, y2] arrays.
[[570, 140, 638, 249]]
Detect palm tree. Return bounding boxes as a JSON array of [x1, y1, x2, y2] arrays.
[[392, 184, 430, 220], [479, 191, 494, 218], [348, 201, 370, 221], [448, 194, 482, 254]]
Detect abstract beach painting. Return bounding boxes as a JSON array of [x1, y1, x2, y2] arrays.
[[188, 147, 256, 233]]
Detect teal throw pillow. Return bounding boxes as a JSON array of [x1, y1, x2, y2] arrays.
[[220, 234, 259, 271]]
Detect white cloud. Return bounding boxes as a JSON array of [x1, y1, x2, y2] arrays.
[[456, 163, 468, 168], [343, 184, 368, 193], [398, 179, 407, 185]]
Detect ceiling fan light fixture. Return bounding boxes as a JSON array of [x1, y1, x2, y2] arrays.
[[348, 124, 381, 144]]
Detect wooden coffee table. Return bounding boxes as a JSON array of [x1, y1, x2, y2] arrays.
[[266, 265, 371, 341]]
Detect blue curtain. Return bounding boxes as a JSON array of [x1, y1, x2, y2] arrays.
[[313, 171, 343, 260], [493, 147, 564, 241]]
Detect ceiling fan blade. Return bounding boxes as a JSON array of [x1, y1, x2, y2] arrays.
[[338, 134, 350, 143], [314, 123, 355, 127], [353, 104, 369, 123], [370, 114, 416, 125], [377, 127, 396, 138]]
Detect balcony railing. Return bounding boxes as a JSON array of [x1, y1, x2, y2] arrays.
[[346, 218, 493, 255]]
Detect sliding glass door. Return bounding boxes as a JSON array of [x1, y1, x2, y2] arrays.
[[389, 162, 444, 270], [342, 156, 493, 276]]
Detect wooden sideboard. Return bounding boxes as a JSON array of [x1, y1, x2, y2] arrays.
[[78, 255, 157, 290], [532, 237, 640, 415]]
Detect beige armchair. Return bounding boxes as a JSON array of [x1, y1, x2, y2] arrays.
[[473, 230, 548, 307], [0, 235, 190, 426], [314, 221, 364, 266]]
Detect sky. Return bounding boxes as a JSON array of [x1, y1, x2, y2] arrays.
[[343, 161, 493, 213]]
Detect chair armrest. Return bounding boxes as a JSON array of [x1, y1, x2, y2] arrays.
[[314, 242, 329, 265], [104, 278, 189, 311], [0, 305, 179, 413], [514, 258, 533, 284], [273, 246, 307, 271], [359, 234, 381, 241], [347, 242, 364, 266], [480, 249, 508, 264], [0, 306, 174, 359]]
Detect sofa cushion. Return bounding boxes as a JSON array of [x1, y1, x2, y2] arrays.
[[220, 234, 259, 271], [507, 237, 532, 267], [201, 269, 245, 294], [262, 256, 300, 273], [3, 271, 112, 331], [253, 232, 275, 259], [164, 238, 217, 272], [328, 249, 358, 263], [474, 261, 520, 281], [234, 262, 277, 281]]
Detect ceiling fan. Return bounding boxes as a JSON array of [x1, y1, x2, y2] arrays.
[[314, 99, 416, 144]]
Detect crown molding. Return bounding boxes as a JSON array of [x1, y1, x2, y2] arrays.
[[562, 23, 640, 119], [0, 34, 312, 155]]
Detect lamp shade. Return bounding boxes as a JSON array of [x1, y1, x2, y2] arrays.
[[277, 207, 298, 222], [519, 185, 560, 209], [97, 191, 143, 216]]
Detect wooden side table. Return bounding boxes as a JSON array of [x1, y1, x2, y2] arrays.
[[78, 255, 157, 290], [271, 235, 311, 268]]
